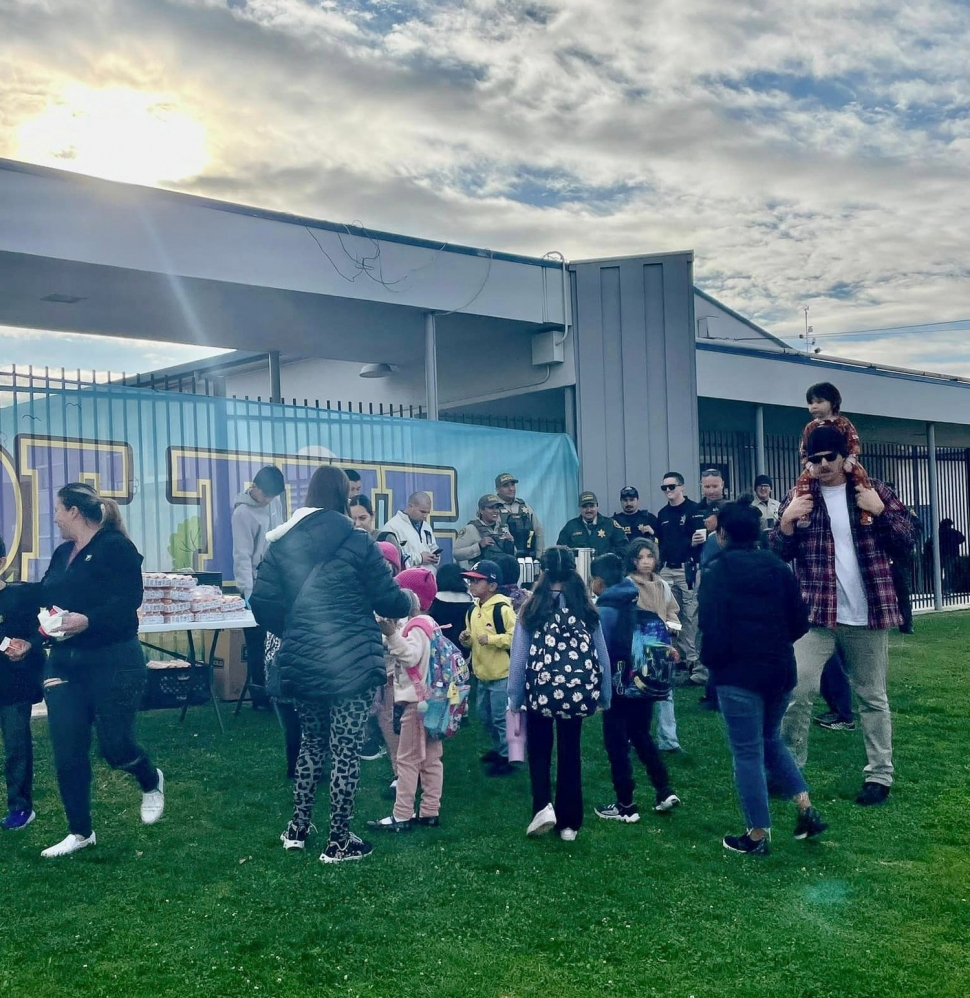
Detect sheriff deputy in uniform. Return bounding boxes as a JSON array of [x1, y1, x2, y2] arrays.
[[495, 473, 544, 558], [611, 486, 658, 541], [453, 494, 516, 569], [557, 491, 627, 557]]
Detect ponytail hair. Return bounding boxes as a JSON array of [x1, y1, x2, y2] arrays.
[[519, 545, 599, 633], [57, 483, 129, 538]]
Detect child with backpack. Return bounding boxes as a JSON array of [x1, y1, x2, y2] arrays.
[[368, 567, 468, 832], [590, 548, 681, 824], [508, 546, 612, 841], [458, 560, 517, 777]]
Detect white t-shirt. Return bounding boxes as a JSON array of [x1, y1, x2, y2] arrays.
[[820, 484, 869, 626]]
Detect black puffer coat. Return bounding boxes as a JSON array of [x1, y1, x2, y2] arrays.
[[250, 510, 410, 702]]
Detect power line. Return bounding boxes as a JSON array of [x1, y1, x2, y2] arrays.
[[811, 319, 970, 340]]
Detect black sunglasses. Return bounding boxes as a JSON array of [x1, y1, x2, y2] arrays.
[[807, 452, 839, 465], [660, 483, 680, 491]]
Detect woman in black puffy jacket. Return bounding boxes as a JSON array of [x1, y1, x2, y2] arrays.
[[251, 466, 410, 863]]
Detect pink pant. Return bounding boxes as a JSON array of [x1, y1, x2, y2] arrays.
[[392, 703, 444, 821], [377, 676, 400, 777]]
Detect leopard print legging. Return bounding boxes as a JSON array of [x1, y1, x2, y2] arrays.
[[292, 692, 372, 849]]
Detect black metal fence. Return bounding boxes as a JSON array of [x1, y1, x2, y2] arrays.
[[701, 430, 970, 608]]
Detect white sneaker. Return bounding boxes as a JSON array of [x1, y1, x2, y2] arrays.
[[559, 828, 578, 842], [526, 804, 557, 836], [41, 832, 96, 858], [141, 769, 165, 824]]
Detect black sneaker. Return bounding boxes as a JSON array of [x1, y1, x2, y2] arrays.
[[654, 792, 681, 813], [856, 782, 891, 806], [817, 716, 856, 731], [793, 807, 828, 840], [594, 801, 640, 823], [415, 816, 440, 828], [480, 750, 502, 765], [723, 831, 770, 855], [486, 759, 515, 777], [280, 821, 314, 851], [320, 834, 374, 863], [813, 711, 841, 726]]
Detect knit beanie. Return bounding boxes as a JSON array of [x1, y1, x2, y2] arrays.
[[377, 541, 402, 572], [396, 567, 438, 612]]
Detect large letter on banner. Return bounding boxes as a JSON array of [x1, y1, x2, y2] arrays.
[[168, 448, 458, 586], [15, 434, 134, 580]]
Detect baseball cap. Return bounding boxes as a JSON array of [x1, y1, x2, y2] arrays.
[[754, 474, 773, 488], [478, 493, 504, 508], [461, 559, 501, 584], [806, 425, 848, 459], [579, 491, 598, 505], [620, 486, 638, 499], [495, 473, 518, 487]]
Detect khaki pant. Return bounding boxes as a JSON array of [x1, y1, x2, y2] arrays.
[[659, 566, 702, 677], [782, 626, 893, 786], [392, 703, 444, 821]]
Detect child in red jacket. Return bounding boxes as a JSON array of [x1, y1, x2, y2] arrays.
[[795, 382, 873, 526]]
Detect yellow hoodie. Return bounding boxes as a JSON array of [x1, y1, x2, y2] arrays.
[[465, 593, 516, 681]]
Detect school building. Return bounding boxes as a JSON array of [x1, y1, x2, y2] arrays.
[[1, 157, 968, 609]]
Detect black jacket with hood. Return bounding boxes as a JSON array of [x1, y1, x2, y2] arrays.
[[250, 509, 410, 702], [697, 547, 809, 697]]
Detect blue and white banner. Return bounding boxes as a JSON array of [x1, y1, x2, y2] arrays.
[[0, 387, 578, 584]]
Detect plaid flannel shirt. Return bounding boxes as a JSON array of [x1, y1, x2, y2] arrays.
[[769, 477, 914, 631]]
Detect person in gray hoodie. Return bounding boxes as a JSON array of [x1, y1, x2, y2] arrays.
[[232, 466, 286, 709]]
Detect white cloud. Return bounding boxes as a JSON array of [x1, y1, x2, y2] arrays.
[[1, 0, 969, 374]]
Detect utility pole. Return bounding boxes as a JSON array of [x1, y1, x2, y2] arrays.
[[798, 306, 817, 354]]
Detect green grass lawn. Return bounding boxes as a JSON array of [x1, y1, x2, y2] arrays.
[[1, 613, 968, 998]]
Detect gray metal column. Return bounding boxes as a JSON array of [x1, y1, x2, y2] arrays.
[[425, 313, 439, 420], [754, 404, 766, 477], [268, 351, 282, 404], [927, 422, 943, 610], [570, 252, 696, 501]]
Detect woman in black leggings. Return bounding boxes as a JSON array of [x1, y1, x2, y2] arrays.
[[34, 483, 163, 858]]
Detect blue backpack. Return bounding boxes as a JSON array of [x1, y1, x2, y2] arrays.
[[402, 616, 471, 739], [615, 608, 677, 700]]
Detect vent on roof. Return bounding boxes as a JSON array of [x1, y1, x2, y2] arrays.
[[41, 294, 87, 304]]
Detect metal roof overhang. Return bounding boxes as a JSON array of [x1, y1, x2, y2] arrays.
[[0, 159, 567, 364]]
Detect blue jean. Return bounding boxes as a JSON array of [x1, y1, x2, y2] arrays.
[[718, 685, 808, 830], [0, 701, 33, 812], [654, 689, 680, 750], [476, 677, 508, 758]]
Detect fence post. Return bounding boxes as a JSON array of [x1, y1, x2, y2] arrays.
[[268, 351, 282, 404], [927, 422, 943, 609], [425, 313, 439, 420], [754, 404, 766, 477]]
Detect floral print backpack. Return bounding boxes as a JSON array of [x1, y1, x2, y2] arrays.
[[525, 605, 600, 719]]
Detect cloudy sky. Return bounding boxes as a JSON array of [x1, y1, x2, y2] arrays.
[[2, 0, 969, 375]]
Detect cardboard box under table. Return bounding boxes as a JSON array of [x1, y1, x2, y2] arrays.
[[138, 614, 256, 734]]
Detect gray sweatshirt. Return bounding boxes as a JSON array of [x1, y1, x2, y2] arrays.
[[231, 490, 283, 599]]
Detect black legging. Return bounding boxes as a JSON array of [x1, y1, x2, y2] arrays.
[[526, 711, 585, 831], [44, 639, 159, 837], [602, 697, 672, 804]]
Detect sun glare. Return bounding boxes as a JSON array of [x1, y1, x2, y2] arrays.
[[16, 85, 207, 187]]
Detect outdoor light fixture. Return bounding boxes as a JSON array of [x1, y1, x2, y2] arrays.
[[359, 363, 394, 379]]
